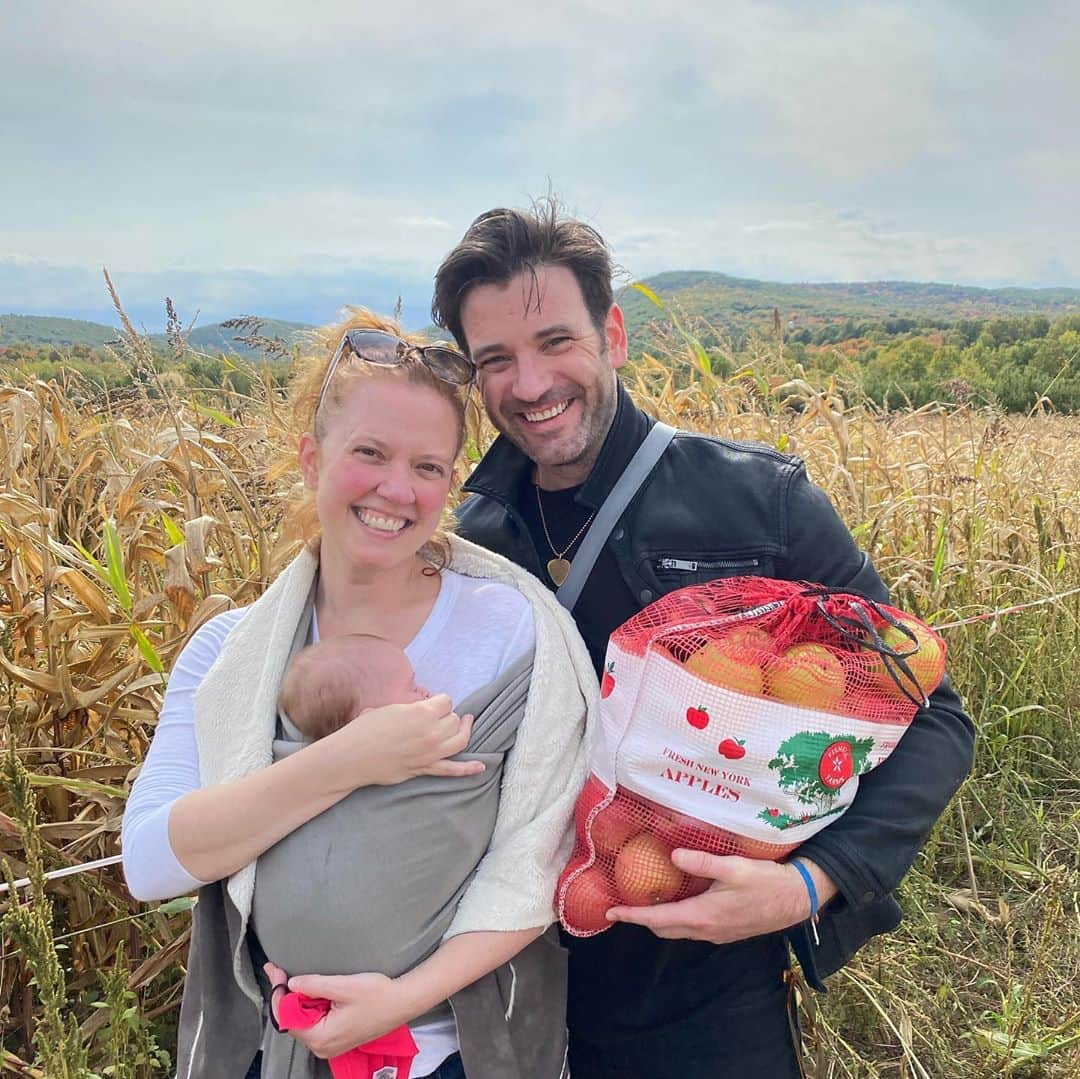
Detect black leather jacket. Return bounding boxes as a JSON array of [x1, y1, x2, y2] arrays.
[[457, 383, 975, 989]]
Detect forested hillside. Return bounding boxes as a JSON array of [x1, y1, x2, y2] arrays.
[[4, 274, 1080, 411]]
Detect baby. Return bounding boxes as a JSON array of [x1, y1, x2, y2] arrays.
[[278, 633, 428, 741]]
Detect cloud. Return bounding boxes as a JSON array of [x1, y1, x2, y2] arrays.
[[609, 205, 1080, 288], [2, 0, 1079, 295]]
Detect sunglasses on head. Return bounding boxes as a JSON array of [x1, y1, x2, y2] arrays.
[[315, 329, 474, 420]]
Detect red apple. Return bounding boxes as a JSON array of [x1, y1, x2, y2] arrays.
[[590, 797, 643, 856], [682, 874, 713, 899], [614, 833, 686, 905], [686, 705, 710, 730], [574, 775, 610, 842], [717, 737, 746, 760], [600, 662, 616, 699], [561, 866, 616, 934]]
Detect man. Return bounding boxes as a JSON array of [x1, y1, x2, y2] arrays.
[[433, 202, 974, 1078]]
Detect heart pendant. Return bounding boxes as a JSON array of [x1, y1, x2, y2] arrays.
[[547, 557, 572, 586]]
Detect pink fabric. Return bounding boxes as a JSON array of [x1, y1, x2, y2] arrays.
[[277, 991, 419, 1079]]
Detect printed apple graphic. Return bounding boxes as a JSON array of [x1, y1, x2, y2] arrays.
[[600, 662, 616, 699], [766, 642, 846, 711], [767, 807, 780, 818], [686, 705, 710, 730], [590, 798, 643, 856], [684, 640, 765, 698], [561, 866, 617, 934], [614, 833, 687, 905], [717, 737, 746, 760]]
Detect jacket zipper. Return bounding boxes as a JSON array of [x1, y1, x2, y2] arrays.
[[656, 557, 761, 573]]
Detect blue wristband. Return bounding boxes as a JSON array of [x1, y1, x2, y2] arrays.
[[789, 859, 820, 945]]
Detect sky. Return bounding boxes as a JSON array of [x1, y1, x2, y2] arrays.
[[2, 1, 1079, 329]]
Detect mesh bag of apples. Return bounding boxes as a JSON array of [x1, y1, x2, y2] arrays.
[[557, 576, 946, 936]]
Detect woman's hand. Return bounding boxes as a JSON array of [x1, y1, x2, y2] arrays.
[[264, 963, 414, 1059], [327, 694, 482, 786]]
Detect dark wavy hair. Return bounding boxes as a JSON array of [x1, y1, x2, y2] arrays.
[[432, 196, 614, 353]]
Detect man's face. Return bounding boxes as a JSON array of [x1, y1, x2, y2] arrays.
[[460, 264, 628, 490]]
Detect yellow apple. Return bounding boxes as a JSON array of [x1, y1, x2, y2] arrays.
[[766, 642, 846, 711], [874, 619, 945, 698], [614, 833, 686, 905], [684, 639, 765, 697]]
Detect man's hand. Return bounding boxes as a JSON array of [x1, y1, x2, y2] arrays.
[[606, 851, 837, 944], [264, 962, 411, 1059]]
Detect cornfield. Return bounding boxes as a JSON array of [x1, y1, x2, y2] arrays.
[[1, 321, 1078, 1077]]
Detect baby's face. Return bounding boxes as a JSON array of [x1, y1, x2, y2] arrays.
[[382, 651, 430, 705]]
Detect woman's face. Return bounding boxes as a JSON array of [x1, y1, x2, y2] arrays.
[[299, 373, 460, 573]]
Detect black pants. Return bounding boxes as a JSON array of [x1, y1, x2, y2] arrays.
[[566, 959, 803, 1079], [565, 922, 806, 1079]]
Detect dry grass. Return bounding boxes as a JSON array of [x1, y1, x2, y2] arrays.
[[1, 332, 1078, 1076]]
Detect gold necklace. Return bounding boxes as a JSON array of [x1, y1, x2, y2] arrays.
[[534, 485, 595, 587]]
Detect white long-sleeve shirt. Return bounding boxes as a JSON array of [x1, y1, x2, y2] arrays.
[[122, 567, 535, 898]]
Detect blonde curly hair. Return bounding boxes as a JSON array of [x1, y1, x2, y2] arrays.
[[275, 308, 473, 570]]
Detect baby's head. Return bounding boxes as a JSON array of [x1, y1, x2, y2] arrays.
[[278, 634, 427, 740]]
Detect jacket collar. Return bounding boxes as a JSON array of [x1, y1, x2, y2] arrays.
[[463, 381, 655, 511]]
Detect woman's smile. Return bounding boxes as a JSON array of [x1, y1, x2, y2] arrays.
[[352, 505, 413, 535]]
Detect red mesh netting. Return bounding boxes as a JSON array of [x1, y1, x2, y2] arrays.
[[558, 577, 946, 936]]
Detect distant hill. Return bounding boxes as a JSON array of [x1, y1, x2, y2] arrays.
[[8, 272, 1080, 356], [0, 314, 312, 355], [0, 314, 120, 347], [617, 272, 1080, 345], [183, 319, 311, 355]]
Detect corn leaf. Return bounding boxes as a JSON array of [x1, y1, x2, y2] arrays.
[[102, 518, 132, 614]]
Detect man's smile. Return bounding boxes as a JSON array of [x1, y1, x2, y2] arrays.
[[521, 398, 573, 425]]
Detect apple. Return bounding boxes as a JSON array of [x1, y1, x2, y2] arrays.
[[717, 737, 746, 760], [600, 662, 616, 699], [766, 642, 846, 711], [614, 833, 686, 905], [590, 797, 643, 856], [874, 619, 946, 699], [574, 775, 610, 842], [724, 624, 776, 653], [684, 640, 765, 698], [686, 705, 710, 730], [649, 806, 709, 852], [682, 874, 713, 898], [561, 866, 616, 934]]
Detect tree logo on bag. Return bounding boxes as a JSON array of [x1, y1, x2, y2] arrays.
[[760, 731, 874, 829]]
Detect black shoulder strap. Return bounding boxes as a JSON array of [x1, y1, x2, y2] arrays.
[[556, 422, 677, 612]]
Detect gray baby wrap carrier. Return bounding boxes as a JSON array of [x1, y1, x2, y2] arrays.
[[175, 587, 570, 1079]]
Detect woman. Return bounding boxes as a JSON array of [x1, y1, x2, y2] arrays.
[[121, 311, 595, 1078]]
